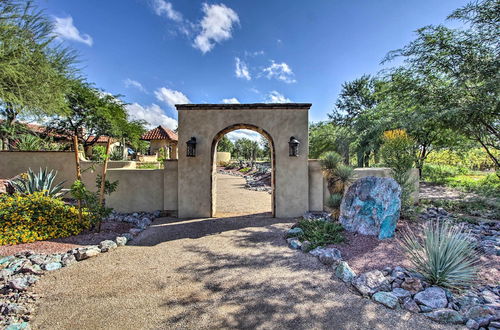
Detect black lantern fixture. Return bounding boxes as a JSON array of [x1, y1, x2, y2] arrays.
[[288, 136, 300, 157], [186, 137, 197, 157]]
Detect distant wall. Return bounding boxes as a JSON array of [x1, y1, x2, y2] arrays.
[[216, 152, 231, 164], [0, 151, 135, 190], [308, 160, 419, 211]]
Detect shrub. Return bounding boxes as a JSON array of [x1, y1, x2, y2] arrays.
[[422, 164, 470, 184], [296, 218, 345, 251], [0, 192, 91, 245], [399, 220, 479, 288], [9, 167, 65, 197], [90, 145, 107, 162], [447, 173, 500, 197], [239, 167, 252, 173], [380, 129, 416, 209], [15, 134, 44, 151]]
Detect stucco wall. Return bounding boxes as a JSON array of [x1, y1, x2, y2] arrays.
[[106, 169, 164, 212], [216, 152, 231, 164], [0, 151, 135, 190], [308, 160, 420, 210], [177, 104, 310, 218]]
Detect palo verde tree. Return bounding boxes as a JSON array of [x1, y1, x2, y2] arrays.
[[49, 79, 146, 151], [383, 0, 499, 170], [0, 0, 77, 149], [329, 75, 389, 167]]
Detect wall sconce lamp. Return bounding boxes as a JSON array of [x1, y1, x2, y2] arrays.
[[288, 136, 300, 157], [186, 137, 197, 157]]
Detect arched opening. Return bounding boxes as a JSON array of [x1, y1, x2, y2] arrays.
[[211, 124, 275, 217]]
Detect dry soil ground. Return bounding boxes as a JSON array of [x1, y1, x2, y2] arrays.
[[31, 174, 455, 329]]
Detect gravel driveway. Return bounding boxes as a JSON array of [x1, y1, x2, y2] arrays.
[[31, 175, 455, 329]]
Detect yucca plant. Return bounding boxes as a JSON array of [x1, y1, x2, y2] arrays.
[[9, 167, 65, 197], [399, 220, 479, 288], [15, 134, 45, 151]]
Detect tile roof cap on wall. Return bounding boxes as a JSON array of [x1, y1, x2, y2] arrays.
[[175, 103, 312, 110], [85, 136, 117, 144], [141, 125, 178, 141]]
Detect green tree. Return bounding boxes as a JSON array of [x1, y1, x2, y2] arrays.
[[234, 138, 259, 161], [217, 135, 234, 153], [0, 0, 77, 148], [329, 75, 388, 167], [383, 0, 499, 169], [49, 80, 145, 151], [309, 121, 351, 161]]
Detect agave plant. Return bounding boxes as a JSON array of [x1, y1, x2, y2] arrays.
[[9, 168, 65, 197], [399, 220, 479, 288]]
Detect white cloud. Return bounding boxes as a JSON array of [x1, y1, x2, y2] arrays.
[[235, 57, 251, 80], [222, 98, 240, 104], [53, 16, 93, 46], [126, 103, 177, 130], [244, 50, 265, 57], [154, 87, 190, 109], [124, 79, 147, 93], [266, 91, 291, 103], [262, 60, 296, 83], [152, 0, 183, 22], [226, 129, 261, 142], [193, 3, 239, 53]]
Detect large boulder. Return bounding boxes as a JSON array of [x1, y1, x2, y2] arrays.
[[339, 176, 401, 239], [352, 270, 391, 297]]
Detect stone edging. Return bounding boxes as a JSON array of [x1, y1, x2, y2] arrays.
[[0, 211, 159, 330], [285, 226, 500, 329]]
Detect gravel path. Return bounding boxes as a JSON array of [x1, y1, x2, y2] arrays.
[[215, 174, 271, 217], [31, 175, 454, 330]]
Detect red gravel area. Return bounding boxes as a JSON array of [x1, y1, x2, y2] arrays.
[[0, 221, 133, 256], [327, 221, 499, 285]]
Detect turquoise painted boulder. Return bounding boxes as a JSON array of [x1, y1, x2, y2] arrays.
[[339, 176, 401, 239]]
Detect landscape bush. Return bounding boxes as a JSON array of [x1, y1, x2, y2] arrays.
[[296, 219, 345, 251], [447, 173, 500, 197], [239, 167, 252, 173], [9, 167, 65, 197], [422, 164, 470, 184], [380, 129, 416, 210], [0, 192, 91, 245], [399, 220, 479, 288]]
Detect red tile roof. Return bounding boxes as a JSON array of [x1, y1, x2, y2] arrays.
[[141, 126, 178, 141], [85, 136, 117, 144]]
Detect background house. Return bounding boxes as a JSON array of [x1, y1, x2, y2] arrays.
[[140, 125, 178, 160]]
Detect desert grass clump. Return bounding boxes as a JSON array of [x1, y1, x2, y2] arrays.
[[399, 220, 479, 289]]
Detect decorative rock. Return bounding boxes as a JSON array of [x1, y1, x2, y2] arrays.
[[423, 309, 464, 324], [466, 319, 480, 330], [403, 297, 420, 313], [61, 254, 77, 267], [43, 262, 62, 271], [392, 288, 411, 300], [335, 261, 356, 283], [122, 233, 133, 241], [309, 247, 342, 265], [75, 246, 101, 261], [372, 291, 399, 309], [20, 263, 43, 275], [286, 227, 304, 238], [129, 228, 142, 236], [99, 240, 117, 252], [115, 236, 128, 246], [465, 305, 496, 326], [287, 238, 302, 249], [5, 322, 31, 330], [339, 176, 401, 239], [415, 287, 448, 309], [481, 290, 497, 304], [0, 256, 14, 266], [401, 278, 424, 294], [318, 248, 342, 265], [489, 321, 500, 328], [8, 278, 30, 291], [352, 270, 391, 297]]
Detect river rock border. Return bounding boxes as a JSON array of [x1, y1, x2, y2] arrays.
[[0, 211, 159, 330], [285, 225, 500, 328]]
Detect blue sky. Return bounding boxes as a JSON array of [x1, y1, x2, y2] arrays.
[[38, 0, 469, 141]]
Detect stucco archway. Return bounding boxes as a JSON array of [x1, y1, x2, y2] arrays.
[[176, 103, 311, 218], [210, 124, 276, 217]]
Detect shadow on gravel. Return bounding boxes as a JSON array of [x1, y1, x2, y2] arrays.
[[158, 236, 421, 329], [131, 215, 295, 247]]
